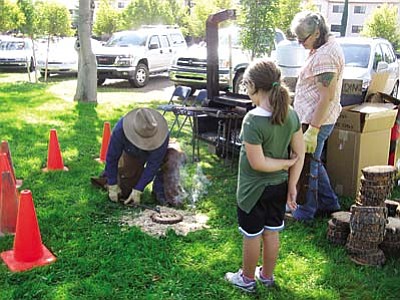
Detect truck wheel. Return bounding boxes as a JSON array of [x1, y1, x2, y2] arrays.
[[40, 71, 47, 78], [233, 72, 247, 95], [129, 63, 149, 88], [97, 78, 106, 86], [391, 81, 399, 99]]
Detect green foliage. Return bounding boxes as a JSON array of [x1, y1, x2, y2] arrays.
[[276, 0, 302, 36], [0, 76, 400, 299], [303, 0, 318, 12], [361, 4, 400, 49], [188, 0, 216, 39], [92, 0, 122, 37], [238, 0, 278, 59], [35, 1, 73, 37], [121, 0, 175, 30], [0, 0, 25, 33], [17, 0, 37, 37]]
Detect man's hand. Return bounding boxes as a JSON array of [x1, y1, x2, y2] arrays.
[[108, 184, 121, 202], [124, 189, 142, 205], [303, 126, 319, 153]]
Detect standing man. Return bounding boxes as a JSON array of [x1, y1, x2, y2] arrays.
[[289, 11, 344, 221], [92, 108, 169, 205]]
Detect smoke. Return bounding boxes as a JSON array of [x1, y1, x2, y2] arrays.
[[180, 163, 210, 209]]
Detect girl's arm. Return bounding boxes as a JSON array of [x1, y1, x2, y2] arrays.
[[245, 142, 299, 173], [287, 128, 305, 211]]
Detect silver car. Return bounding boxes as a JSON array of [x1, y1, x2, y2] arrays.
[[337, 37, 399, 98], [0, 37, 36, 72]]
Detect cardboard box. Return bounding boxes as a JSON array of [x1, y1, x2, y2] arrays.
[[327, 103, 397, 197], [334, 103, 397, 132]]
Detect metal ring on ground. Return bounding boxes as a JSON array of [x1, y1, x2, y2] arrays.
[[151, 212, 184, 224]]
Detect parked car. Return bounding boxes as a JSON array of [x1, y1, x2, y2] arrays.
[[169, 26, 286, 94], [337, 37, 399, 98], [37, 37, 102, 77], [0, 37, 36, 72], [95, 25, 187, 87]]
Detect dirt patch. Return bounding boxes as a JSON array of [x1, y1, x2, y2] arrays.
[[120, 206, 209, 237]]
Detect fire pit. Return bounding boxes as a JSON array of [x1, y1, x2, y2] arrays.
[[151, 212, 183, 224]]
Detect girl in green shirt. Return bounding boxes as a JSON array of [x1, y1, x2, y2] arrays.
[[225, 59, 305, 293]]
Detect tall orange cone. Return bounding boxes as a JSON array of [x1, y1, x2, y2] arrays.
[[95, 122, 111, 163], [0, 140, 22, 187], [43, 129, 68, 171], [0, 171, 19, 236], [1, 190, 56, 272]]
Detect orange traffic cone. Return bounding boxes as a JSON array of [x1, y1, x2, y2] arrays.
[[0, 140, 22, 187], [1, 190, 56, 272], [95, 122, 111, 163], [0, 152, 13, 189], [0, 171, 19, 236], [43, 129, 68, 172], [0, 141, 22, 185]]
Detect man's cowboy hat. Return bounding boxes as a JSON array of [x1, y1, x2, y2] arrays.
[[122, 108, 168, 151]]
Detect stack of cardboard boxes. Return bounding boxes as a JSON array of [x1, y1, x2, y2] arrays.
[[327, 73, 398, 198]]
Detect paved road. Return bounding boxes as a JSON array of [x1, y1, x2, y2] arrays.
[[0, 70, 176, 105]]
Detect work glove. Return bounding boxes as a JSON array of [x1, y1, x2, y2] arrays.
[[108, 184, 121, 202], [303, 126, 319, 153], [124, 189, 142, 206]]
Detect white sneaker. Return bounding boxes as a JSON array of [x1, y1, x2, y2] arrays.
[[255, 266, 275, 287], [224, 269, 256, 293]]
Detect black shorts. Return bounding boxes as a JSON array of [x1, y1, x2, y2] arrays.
[[237, 182, 288, 237]]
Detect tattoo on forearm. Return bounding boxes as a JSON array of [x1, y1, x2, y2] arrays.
[[317, 72, 335, 87]]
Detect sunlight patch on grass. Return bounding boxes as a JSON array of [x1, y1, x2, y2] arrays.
[[52, 283, 74, 299], [22, 112, 47, 125], [63, 148, 79, 162]]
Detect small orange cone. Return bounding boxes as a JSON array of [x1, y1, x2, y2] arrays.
[[0, 171, 19, 236], [0, 152, 13, 189], [43, 129, 68, 172], [1, 190, 56, 272], [95, 122, 111, 163], [0, 140, 22, 187]]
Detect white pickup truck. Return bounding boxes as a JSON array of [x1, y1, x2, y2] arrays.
[[169, 27, 286, 94], [96, 26, 187, 87]]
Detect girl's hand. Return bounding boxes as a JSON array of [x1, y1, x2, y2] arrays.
[[286, 186, 298, 211], [284, 152, 299, 170]]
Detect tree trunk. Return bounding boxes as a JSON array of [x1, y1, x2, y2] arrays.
[[74, 0, 97, 103]]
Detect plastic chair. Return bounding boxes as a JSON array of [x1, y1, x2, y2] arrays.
[[157, 85, 192, 132], [176, 89, 208, 137], [175, 89, 208, 161]]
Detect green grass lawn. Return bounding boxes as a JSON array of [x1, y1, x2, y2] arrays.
[[0, 79, 399, 300]]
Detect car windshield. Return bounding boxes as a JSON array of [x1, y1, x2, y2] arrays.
[[0, 41, 25, 50], [105, 32, 147, 47], [340, 43, 370, 68]]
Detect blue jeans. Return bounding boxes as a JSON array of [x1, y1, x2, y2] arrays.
[[292, 124, 340, 220]]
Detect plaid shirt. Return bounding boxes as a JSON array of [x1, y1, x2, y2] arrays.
[[294, 36, 344, 124]]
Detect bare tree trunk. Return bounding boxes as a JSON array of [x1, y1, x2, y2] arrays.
[[74, 0, 97, 103]]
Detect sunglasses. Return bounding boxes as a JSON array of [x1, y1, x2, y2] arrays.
[[298, 33, 312, 44]]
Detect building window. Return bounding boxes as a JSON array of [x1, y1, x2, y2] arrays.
[[331, 24, 341, 32], [354, 6, 366, 14], [352, 25, 363, 33], [333, 5, 344, 13], [118, 2, 125, 8]]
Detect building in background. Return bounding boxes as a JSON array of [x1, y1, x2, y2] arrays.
[[312, 0, 400, 37]]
